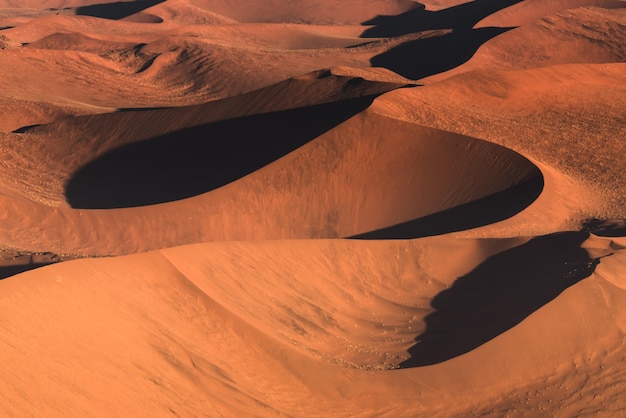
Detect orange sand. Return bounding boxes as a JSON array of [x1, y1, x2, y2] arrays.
[[1, 0, 625, 416]]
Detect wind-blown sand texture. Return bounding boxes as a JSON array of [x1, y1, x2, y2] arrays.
[[1, 0, 625, 416]]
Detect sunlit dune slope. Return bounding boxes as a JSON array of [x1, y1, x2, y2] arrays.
[[373, 62, 626, 226], [424, 6, 626, 82], [1, 233, 625, 417], [1, 0, 626, 417], [0, 71, 539, 255], [186, 0, 419, 24], [3, 9, 369, 133], [475, 0, 626, 27], [3, 1, 621, 132], [0, 6, 405, 132]]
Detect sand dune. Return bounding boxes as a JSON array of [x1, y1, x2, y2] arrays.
[[424, 5, 626, 81], [186, 0, 420, 24], [475, 0, 626, 26], [0, 7, 410, 131], [1, 0, 625, 416], [1, 234, 625, 416], [373, 63, 626, 222], [0, 94, 542, 255]]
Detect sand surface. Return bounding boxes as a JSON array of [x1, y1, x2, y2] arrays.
[[1, 0, 625, 416]]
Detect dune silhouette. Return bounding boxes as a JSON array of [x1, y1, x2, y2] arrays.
[[400, 231, 602, 367], [75, 0, 166, 20], [65, 95, 380, 208], [361, 0, 524, 38]]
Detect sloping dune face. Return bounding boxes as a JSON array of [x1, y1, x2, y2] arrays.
[[187, 0, 420, 24], [1, 0, 626, 417], [0, 91, 542, 254], [423, 5, 626, 82], [2, 236, 626, 417], [63, 112, 539, 215]]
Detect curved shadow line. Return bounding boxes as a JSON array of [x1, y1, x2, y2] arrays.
[[0, 263, 55, 281], [400, 231, 601, 367], [65, 95, 384, 209], [75, 0, 166, 20], [0, 252, 66, 281], [361, 0, 524, 80], [12, 124, 43, 134], [361, 0, 525, 38], [370, 26, 514, 80], [350, 172, 543, 240]]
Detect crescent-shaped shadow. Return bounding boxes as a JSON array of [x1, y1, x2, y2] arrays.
[[65, 95, 380, 209], [400, 231, 603, 367], [350, 172, 543, 240], [75, 0, 166, 20], [361, 0, 524, 80]]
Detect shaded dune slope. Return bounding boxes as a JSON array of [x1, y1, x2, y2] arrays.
[[62, 100, 540, 213], [1, 234, 625, 416], [372, 62, 626, 224], [75, 0, 166, 21], [0, 10, 398, 131], [1, 1, 626, 417], [360, 1, 626, 82], [6, 0, 609, 132], [360, 0, 524, 38], [0, 74, 541, 255], [423, 5, 626, 82]]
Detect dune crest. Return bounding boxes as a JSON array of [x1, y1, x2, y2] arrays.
[[1, 0, 625, 416], [1, 234, 625, 416]]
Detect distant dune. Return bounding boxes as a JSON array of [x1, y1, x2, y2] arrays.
[[1, 0, 625, 417]]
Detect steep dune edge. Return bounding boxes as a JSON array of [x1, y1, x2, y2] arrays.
[[0, 69, 546, 257], [0, 12, 392, 132], [423, 6, 626, 82], [0, 70, 407, 206], [1, 0, 470, 134], [372, 62, 626, 229], [1, 0, 625, 416], [0, 103, 541, 255], [1, 234, 625, 417]]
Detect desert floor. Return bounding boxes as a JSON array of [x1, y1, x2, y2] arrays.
[[1, 0, 625, 416]]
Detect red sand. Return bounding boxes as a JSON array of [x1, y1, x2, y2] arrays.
[[1, 0, 625, 416]]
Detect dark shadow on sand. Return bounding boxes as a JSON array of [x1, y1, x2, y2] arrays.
[[65, 95, 381, 209], [400, 231, 603, 367], [76, 0, 166, 20], [12, 124, 42, 134], [351, 173, 543, 240], [0, 263, 54, 281], [582, 218, 626, 237], [370, 27, 513, 79], [362, 0, 524, 79], [361, 0, 524, 38], [0, 252, 66, 280]]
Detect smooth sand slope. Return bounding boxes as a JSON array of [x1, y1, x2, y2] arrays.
[[1, 0, 625, 416]]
